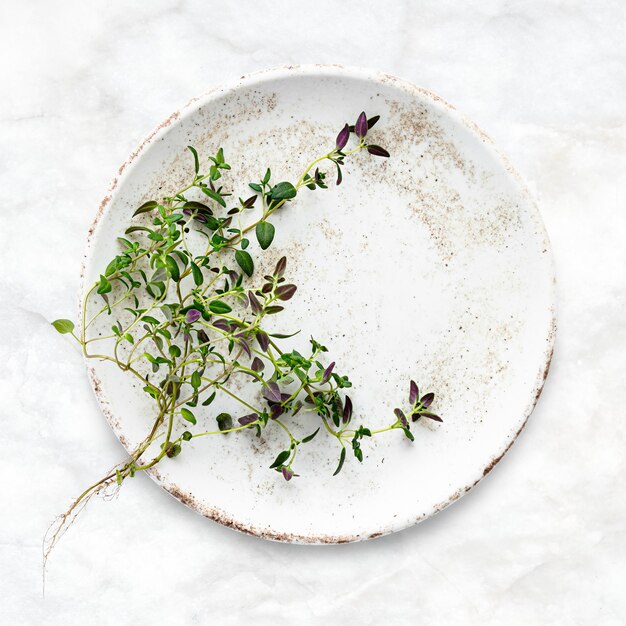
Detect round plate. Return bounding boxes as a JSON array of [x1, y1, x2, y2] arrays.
[[83, 65, 555, 543]]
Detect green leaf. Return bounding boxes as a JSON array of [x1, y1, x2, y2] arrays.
[[301, 427, 320, 444], [202, 215, 221, 231], [132, 200, 158, 217], [187, 145, 199, 175], [255, 221, 275, 250], [182, 431, 192, 441], [167, 213, 185, 224], [125, 226, 152, 235], [216, 412, 233, 433], [190, 262, 203, 286], [201, 187, 226, 208], [262, 168, 271, 184], [240, 238, 250, 250], [180, 408, 196, 425], [249, 182, 262, 192], [270, 449, 290, 469], [183, 200, 212, 214], [97, 274, 112, 295], [270, 181, 297, 200], [209, 300, 232, 314], [52, 319, 74, 334], [104, 257, 119, 277], [333, 447, 346, 476], [202, 391, 216, 406], [166, 443, 182, 458], [191, 370, 202, 389], [173, 249, 189, 266], [165, 255, 180, 282], [235, 250, 254, 277], [117, 237, 134, 250], [268, 330, 301, 339], [169, 345, 181, 358], [143, 383, 160, 399], [402, 427, 415, 442]]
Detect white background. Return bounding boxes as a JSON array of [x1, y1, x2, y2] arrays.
[[1, 1, 625, 624]]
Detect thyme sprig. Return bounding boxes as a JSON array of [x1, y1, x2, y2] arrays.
[[48, 111, 442, 559]]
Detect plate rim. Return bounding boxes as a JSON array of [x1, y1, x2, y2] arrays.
[[81, 64, 557, 544]]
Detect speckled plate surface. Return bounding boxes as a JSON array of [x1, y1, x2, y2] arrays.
[[83, 65, 555, 543]]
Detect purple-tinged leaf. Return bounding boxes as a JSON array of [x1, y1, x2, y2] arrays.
[[248, 290, 263, 315], [270, 403, 284, 419], [411, 413, 421, 422], [366, 145, 390, 158], [394, 408, 408, 428], [421, 392, 434, 408], [409, 380, 419, 405], [183, 332, 191, 344], [263, 381, 282, 403], [212, 319, 231, 333], [281, 466, 293, 481], [274, 256, 287, 279], [238, 413, 258, 426], [336, 165, 343, 186], [355, 111, 368, 138], [275, 284, 297, 301], [185, 309, 201, 324], [237, 336, 251, 358], [242, 195, 257, 209], [256, 329, 270, 352], [367, 115, 380, 129], [251, 356, 264, 372], [336, 123, 350, 150], [422, 412, 443, 422], [292, 400, 303, 416], [322, 361, 335, 383], [343, 395, 353, 424]]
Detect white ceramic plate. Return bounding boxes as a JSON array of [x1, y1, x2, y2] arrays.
[[83, 66, 555, 543]]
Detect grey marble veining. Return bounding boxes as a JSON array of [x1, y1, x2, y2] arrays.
[[1, 1, 625, 624]]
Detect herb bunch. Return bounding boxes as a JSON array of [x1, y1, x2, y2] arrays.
[[48, 111, 442, 557]]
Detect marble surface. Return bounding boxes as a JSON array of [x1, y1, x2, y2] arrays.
[[1, 1, 624, 624]]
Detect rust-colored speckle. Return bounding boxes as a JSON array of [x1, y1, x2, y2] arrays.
[[88, 192, 113, 238], [118, 110, 181, 177], [151, 469, 364, 544]]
